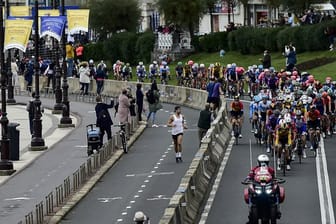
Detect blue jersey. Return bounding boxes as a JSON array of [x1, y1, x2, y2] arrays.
[[258, 100, 271, 113], [249, 102, 258, 119]]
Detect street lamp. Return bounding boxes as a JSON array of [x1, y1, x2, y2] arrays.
[[6, 0, 15, 104], [59, 0, 74, 128], [0, 0, 15, 175], [30, 0, 47, 151]]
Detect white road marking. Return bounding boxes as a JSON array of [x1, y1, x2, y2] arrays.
[[74, 145, 87, 148], [4, 197, 32, 201], [317, 138, 335, 224], [125, 171, 174, 177], [97, 197, 122, 203], [199, 137, 235, 224]]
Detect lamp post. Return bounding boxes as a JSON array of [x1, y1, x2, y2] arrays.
[[30, 0, 47, 151], [0, 0, 15, 175], [59, 0, 74, 128], [6, 0, 15, 104]]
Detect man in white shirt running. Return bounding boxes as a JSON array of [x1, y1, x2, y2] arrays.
[[167, 106, 188, 162]]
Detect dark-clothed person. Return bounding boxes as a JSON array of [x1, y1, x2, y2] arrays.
[[136, 83, 144, 121], [95, 96, 114, 146], [261, 50, 271, 69], [95, 64, 107, 95], [197, 104, 212, 145]]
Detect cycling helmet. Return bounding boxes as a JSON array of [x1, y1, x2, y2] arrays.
[[177, 61, 183, 65], [153, 61, 158, 65], [328, 88, 334, 96], [279, 119, 286, 128], [258, 64, 263, 70], [284, 115, 292, 124], [262, 95, 268, 100], [295, 110, 302, 116], [89, 59, 94, 64], [252, 64, 258, 69], [269, 67, 275, 73], [323, 85, 329, 92], [226, 64, 232, 69], [307, 97, 313, 104], [162, 61, 167, 66], [215, 62, 220, 67], [139, 61, 143, 65], [209, 63, 214, 68], [322, 91, 328, 98], [277, 95, 284, 101], [274, 109, 281, 117], [234, 95, 239, 100], [231, 63, 237, 68], [193, 63, 199, 68], [254, 95, 260, 102], [187, 60, 194, 66], [200, 63, 205, 68], [133, 211, 146, 221], [319, 88, 325, 94], [257, 154, 270, 166]]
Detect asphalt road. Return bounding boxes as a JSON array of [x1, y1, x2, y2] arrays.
[[204, 101, 336, 224], [60, 104, 200, 224]]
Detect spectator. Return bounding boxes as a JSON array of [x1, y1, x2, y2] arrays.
[[75, 43, 84, 63], [118, 89, 130, 124], [284, 46, 297, 72], [24, 58, 34, 93], [260, 50, 271, 69], [26, 92, 36, 135], [95, 95, 114, 146], [211, 78, 223, 110], [65, 41, 75, 77], [136, 83, 144, 121], [206, 78, 215, 103], [146, 81, 161, 127], [325, 26, 336, 51], [11, 58, 19, 92], [95, 63, 107, 95], [79, 61, 90, 95], [197, 103, 212, 146], [46, 61, 56, 93]]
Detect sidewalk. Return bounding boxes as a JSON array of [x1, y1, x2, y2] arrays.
[[0, 103, 77, 186]]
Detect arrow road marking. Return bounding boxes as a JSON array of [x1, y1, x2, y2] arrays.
[[97, 197, 122, 203]]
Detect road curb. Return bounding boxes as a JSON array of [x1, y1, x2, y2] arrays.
[[47, 123, 147, 224]]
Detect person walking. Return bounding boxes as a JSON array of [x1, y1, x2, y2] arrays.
[[118, 89, 130, 124], [11, 58, 19, 93], [95, 95, 114, 146], [66, 41, 75, 77], [136, 83, 144, 121], [167, 106, 188, 163], [95, 63, 107, 95], [26, 92, 36, 135], [79, 61, 90, 95], [146, 81, 161, 127], [24, 58, 34, 93], [197, 104, 212, 146]]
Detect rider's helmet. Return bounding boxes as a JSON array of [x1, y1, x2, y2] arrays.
[[133, 211, 146, 222], [200, 63, 205, 68], [139, 61, 143, 66], [162, 61, 167, 66], [295, 110, 302, 117], [279, 119, 286, 129], [177, 61, 182, 66], [187, 60, 194, 66], [257, 154, 270, 166], [215, 62, 220, 67], [284, 115, 292, 124], [262, 95, 268, 100], [274, 109, 281, 117], [153, 61, 158, 65], [226, 64, 232, 69], [89, 59, 94, 64], [234, 95, 239, 101], [269, 67, 275, 73], [322, 91, 328, 98], [231, 63, 237, 69], [328, 88, 334, 97]]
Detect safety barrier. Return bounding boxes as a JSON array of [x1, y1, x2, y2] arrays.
[[15, 77, 221, 224]]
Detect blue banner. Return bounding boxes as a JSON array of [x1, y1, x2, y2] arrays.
[[40, 16, 66, 41]]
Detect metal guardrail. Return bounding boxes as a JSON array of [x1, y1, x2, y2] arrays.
[[16, 92, 139, 224]]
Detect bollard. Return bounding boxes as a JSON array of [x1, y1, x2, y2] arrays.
[[72, 169, 80, 191], [35, 202, 44, 224], [25, 212, 33, 224], [64, 176, 71, 199], [45, 192, 54, 215], [87, 158, 92, 176], [55, 184, 64, 207]]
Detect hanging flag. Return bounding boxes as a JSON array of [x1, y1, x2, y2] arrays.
[[40, 16, 66, 41], [4, 19, 33, 52], [67, 9, 89, 34], [10, 6, 30, 17], [39, 9, 60, 16]]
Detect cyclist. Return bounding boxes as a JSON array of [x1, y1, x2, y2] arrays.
[[266, 109, 281, 153], [246, 65, 258, 97], [313, 93, 327, 137], [249, 96, 260, 133], [175, 62, 184, 86], [322, 91, 332, 136], [230, 95, 244, 138], [306, 104, 321, 150], [148, 61, 159, 82], [258, 95, 271, 144], [227, 64, 239, 97], [136, 61, 146, 82], [160, 61, 170, 85], [274, 119, 293, 171], [293, 110, 307, 159]]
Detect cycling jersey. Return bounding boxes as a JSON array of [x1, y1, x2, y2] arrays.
[[258, 101, 271, 113], [231, 101, 243, 112], [295, 118, 307, 134], [307, 109, 321, 121], [275, 127, 292, 146], [314, 99, 324, 115]]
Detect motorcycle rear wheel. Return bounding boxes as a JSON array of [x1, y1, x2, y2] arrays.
[[270, 206, 278, 224], [250, 206, 258, 224]]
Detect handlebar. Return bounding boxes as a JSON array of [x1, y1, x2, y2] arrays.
[[241, 178, 286, 185]]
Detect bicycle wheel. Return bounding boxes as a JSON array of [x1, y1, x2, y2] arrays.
[[281, 149, 286, 176], [234, 123, 239, 145], [121, 133, 128, 153]]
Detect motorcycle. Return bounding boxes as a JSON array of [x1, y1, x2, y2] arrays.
[[242, 166, 285, 224]]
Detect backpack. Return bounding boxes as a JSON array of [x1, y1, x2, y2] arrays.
[[97, 109, 110, 123], [146, 90, 156, 104]]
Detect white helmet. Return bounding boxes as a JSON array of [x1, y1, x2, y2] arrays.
[[279, 119, 286, 128], [133, 211, 146, 221], [153, 61, 157, 65], [257, 154, 270, 166], [139, 61, 143, 65], [284, 115, 292, 124], [89, 59, 94, 64], [200, 63, 205, 68]]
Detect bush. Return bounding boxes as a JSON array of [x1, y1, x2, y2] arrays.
[[198, 32, 228, 52], [84, 42, 105, 61], [135, 31, 155, 64]]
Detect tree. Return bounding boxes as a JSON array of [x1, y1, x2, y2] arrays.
[[156, 0, 210, 38], [281, 0, 321, 14], [89, 0, 141, 40]]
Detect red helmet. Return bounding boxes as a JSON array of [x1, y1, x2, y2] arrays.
[[187, 60, 194, 66], [322, 92, 328, 98]]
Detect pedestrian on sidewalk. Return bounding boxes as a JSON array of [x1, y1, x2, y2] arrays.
[[167, 106, 188, 162], [118, 89, 130, 124], [136, 83, 144, 121], [26, 92, 36, 135], [146, 81, 161, 127], [95, 95, 114, 146], [79, 61, 90, 95], [197, 103, 212, 146]]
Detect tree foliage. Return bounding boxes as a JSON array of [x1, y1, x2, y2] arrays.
[[156, 0, 213, 36], [89, 0, 141, 40]]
